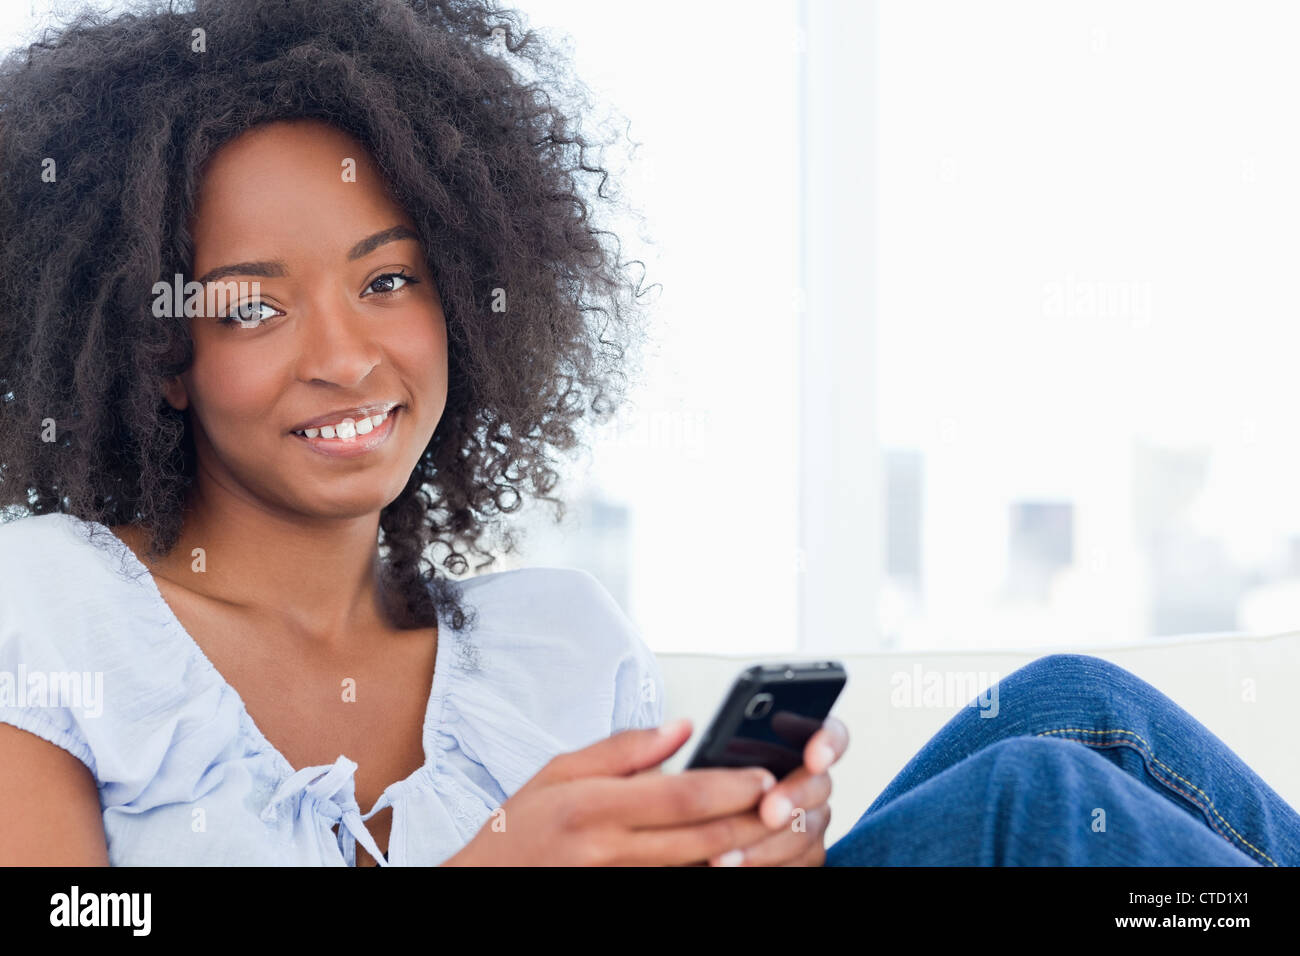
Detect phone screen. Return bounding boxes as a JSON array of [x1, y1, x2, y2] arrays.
[[686, 663, 845, 778]]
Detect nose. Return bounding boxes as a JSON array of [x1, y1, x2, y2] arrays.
[[293, 286, 382, 387]]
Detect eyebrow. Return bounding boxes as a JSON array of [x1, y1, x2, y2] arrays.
[[193, 225, 422, 285]]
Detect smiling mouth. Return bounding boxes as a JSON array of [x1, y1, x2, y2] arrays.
[[289, 404, 405, 460], [291, 404, 402, 440]]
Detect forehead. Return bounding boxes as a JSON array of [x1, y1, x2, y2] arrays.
[[189, 119, 411, 266]]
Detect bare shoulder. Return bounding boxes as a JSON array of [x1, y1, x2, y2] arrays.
[[0, 723, 108, 865]]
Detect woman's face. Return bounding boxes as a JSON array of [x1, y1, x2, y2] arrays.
[[165, 118, 447, 522]]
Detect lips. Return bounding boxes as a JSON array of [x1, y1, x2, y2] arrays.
[[288, 401, 402, 434], [291, 404, 401, 458]]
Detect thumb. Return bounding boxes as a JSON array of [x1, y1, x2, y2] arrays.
[[542, 717, 693, 783]]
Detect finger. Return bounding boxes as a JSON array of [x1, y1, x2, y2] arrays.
[[804, 715, 850, 775], [542, 719, 693, 784], [713, 804, 830, 867], [758, 765, 807, 829], [759, 770, 832, 829], [573, 766, 776, 829], [622, 809, 773, 866]]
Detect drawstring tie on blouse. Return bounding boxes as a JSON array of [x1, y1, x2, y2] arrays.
[[260, 755, 390, 866]]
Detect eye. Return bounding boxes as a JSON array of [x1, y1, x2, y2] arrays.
[[363, 270, 420, 297], [217, 300, 281, 328]]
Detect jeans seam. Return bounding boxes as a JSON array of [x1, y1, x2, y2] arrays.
[[1034, 727, 1278, 867]]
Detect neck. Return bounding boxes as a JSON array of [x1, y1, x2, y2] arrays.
[[148, 487, 391, 645]]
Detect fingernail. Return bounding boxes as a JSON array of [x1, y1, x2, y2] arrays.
[[764, 793, 793, 828], [715, 849, 744, 867], [658, 717, 686, 737], [813, 742, 835, 769], [760, 771, 776, 791]]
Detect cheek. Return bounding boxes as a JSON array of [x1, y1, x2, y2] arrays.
[[390, 310, 449, 391], [188, 344, 282, 431]]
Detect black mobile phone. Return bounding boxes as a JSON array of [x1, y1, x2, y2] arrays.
[[682, 661, 847, 779]]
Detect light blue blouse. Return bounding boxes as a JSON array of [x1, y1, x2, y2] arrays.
[[0, 511, 665, 866]]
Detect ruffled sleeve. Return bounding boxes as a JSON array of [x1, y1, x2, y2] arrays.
[[0, 516, 102, 775], [0, 625, 98, 775], [0, 513, 246, 808], [610, 614, 665, 735]]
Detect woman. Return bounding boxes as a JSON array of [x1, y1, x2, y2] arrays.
[[0, 0, 1294, 867]]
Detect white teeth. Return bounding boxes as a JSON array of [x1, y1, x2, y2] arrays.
[[294, 407, 396, 440]]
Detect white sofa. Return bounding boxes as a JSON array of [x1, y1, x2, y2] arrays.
[[654, 629, 1300, 849]]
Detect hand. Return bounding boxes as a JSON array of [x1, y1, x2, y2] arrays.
[[441, 720, 780, 866], [706, 715, 850, 867]]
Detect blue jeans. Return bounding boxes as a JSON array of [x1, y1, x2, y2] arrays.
[[823, 654, 1300, 865]]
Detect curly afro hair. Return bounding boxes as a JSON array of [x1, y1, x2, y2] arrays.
[[0, 0, 649, 633]]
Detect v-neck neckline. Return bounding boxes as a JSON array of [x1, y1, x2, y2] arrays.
[[82, 516, 449, 819]]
